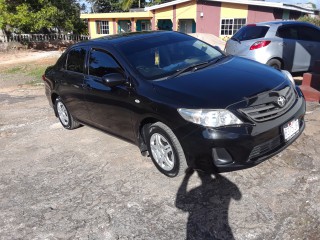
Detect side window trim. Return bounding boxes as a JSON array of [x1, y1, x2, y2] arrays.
[[87, 47, 125, 78]]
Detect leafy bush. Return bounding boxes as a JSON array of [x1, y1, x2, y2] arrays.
[[298, 16, 320, 27]]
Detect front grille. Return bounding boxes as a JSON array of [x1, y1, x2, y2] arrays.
[[240, 86, 296, 122], [249, 135, 281, 160]]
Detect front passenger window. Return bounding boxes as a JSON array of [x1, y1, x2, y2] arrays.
[[89, 49, 121, 77]]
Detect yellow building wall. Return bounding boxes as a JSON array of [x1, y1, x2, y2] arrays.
[[82, 12, 153, 38], [220, 3, 248, 40], [176, 0, 197, 20], [89, 19, 115, 39], [155, 6, 173, 21], [220, 3, 248, 19]]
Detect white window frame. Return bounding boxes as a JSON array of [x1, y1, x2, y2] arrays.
[[96, 20, 109, 35], [220, 18, 246, 36]]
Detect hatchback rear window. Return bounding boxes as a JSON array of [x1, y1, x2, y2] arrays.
[[233, 26, 269, 41]]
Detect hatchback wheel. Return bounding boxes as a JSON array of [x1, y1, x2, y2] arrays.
[[146, 122, 187, 177], [55, 97, 80, 130], [267, 59, 281, 70]]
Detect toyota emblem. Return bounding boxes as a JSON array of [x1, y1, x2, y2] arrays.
[[277, 96, 286, 108]]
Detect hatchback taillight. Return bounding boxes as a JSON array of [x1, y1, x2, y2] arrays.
[[249, 41, 271, 50]]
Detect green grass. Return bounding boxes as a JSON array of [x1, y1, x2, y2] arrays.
[[2, 66, 24, 74], [0, 64, 48, 85]]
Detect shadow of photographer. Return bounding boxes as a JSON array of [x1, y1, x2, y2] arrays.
[[175, 169, 242, 240]]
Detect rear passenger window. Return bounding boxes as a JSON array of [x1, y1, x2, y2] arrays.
[[276, 26, 299, 40], [277, 25, 320, 42], [66, 48, 86, 73], [233, 26, 269, 41], [89, 49, 121, 77], [298, 26, 320, 42]]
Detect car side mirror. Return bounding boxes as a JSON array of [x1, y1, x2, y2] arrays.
[[102, 73, 126, 87]]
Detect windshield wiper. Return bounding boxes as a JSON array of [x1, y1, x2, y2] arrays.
[[193, 56, 226, 71], [168, 56, 226, 79], [168, 61, 209, 79]]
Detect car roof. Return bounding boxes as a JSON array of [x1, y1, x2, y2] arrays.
[[255, 20, 315, 27], [73, 31, 185, 48]]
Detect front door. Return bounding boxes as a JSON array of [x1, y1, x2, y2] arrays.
[[84, 48, 135, 141]]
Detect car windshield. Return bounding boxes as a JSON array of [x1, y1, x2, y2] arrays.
[[117, 33, 222, 80]]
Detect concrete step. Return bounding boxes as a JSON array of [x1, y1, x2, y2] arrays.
[[299, 85, 320, 102]]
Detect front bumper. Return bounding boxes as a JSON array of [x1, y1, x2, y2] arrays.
[[176, 91, 306, 173]]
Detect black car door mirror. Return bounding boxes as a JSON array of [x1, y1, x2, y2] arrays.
[[102, 73, 126, 87]]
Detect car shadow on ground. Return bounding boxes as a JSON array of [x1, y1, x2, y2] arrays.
[[175, 170, 242, 240]]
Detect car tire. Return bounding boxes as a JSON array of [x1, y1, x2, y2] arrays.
[[55, 97, 80, 130], [267, 59, 281, 70], [146, 122, 188, 177]]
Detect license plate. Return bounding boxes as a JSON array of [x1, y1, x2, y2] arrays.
[[283, 119, 299, 141]]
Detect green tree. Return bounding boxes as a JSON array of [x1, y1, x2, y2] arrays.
[[90, 0, 123, 13], [87, 0, 147, 12], [1, 0, 87, 34]]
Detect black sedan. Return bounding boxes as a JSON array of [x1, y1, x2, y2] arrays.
[[44, 31, 306, 177]]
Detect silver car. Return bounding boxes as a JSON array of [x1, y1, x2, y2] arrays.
[[225, 21, 320, 72]]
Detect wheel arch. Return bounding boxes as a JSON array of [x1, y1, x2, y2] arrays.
[[267, 57, 284, 69], [137, 117, 160, 155], [51, 92, 59, 117]]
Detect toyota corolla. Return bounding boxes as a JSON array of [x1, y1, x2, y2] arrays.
[[44, 31, 306, 177]]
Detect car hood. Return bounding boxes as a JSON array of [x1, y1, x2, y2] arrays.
[[152, 56, 289, 109]]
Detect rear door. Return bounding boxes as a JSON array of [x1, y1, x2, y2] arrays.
[[57, 46, 90, 122], [297, 25, 320, 71], [276, 25, 315, 72], [84, 48, 135, 141]]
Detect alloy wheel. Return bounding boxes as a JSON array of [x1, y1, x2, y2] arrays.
[[57, 102, 69, 126], [150, 133, 175, 171]]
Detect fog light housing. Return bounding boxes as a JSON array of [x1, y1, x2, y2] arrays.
[[212, 148, 233, 166]]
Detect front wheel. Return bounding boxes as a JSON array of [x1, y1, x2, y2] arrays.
[[55, 97, 80, 130], [146, 122, 188, 177]]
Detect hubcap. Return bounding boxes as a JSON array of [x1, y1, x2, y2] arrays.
[[57, 102, 69, 125], [150, 133, 175, 171]]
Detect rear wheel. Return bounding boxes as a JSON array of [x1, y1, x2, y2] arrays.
[[55, 97, 80, 130], [146, 122, 188, 177], [267, 59, 281, 70]]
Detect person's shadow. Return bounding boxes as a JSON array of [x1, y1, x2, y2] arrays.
[[175, 170, 242, 240]]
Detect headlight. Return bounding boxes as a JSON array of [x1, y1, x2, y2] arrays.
[[281, 70, 295, 85], [177, 109, 243, 128]]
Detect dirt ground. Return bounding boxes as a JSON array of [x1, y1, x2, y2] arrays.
[[0, 51, 320, 240]]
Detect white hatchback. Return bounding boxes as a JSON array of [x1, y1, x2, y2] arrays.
[[225, 21, 320, 73]]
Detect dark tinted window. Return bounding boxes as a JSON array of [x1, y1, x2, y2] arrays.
[[66, 48, 86, 73], [233, 26, 269, 41], [55, 52, 67, 69], [88, 49, 121, 77], [298, 26, 320, 42], [277, 25, 320, 42], [276, 26, 299, 39]]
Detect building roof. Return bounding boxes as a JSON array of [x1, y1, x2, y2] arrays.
[[144, 0, 314, 14]]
